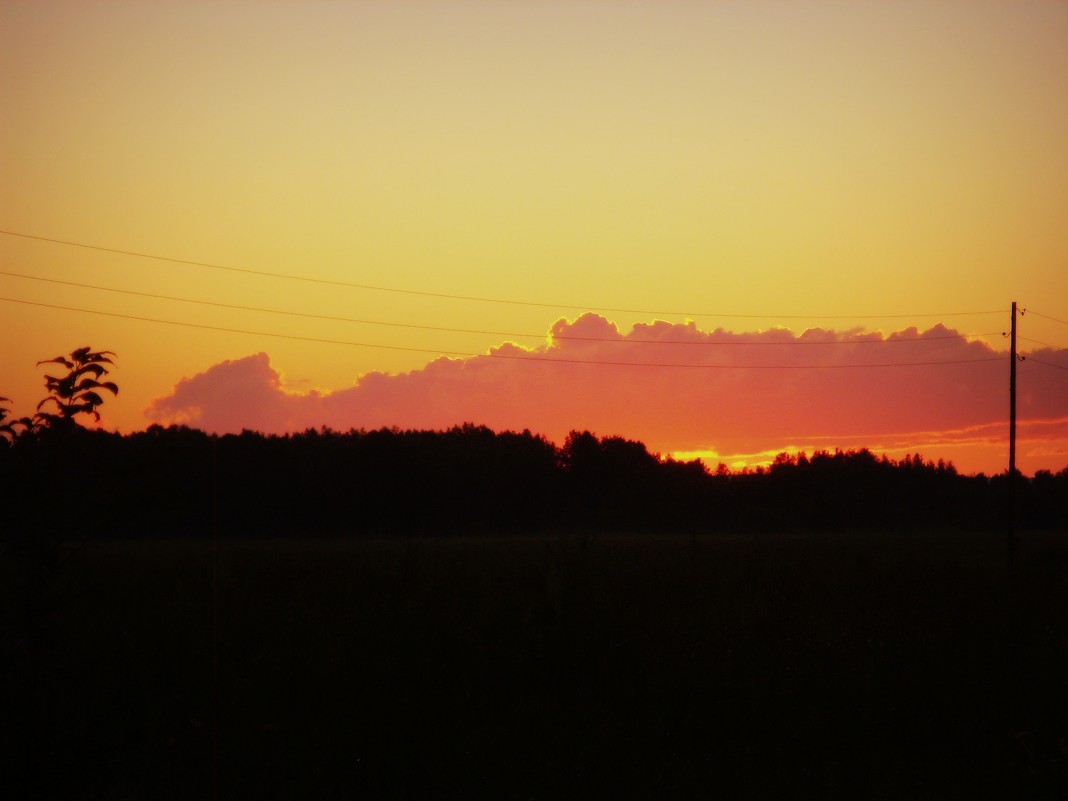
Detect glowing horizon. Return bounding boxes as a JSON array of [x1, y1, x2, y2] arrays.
[[2, 2, 1067, 476], [125, 313, 1066, 477]]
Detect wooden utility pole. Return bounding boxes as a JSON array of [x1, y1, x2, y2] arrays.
[[1008, 301, 1018, 568]]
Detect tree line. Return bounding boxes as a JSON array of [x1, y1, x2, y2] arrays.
[[3, 346, 1064, 540], [2, 421, 1065, 541]]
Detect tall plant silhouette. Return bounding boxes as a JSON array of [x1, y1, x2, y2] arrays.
[[34, 347, 118, 431]]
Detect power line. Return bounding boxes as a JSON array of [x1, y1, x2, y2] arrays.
[[0, 296, 1006, 370], [0, 270, 1000, 347], [0, 229, 1005, 320], [1027, 357, 1068, 373], [1029, 310, 1068, 327], [1019, 336, 1067, 351]]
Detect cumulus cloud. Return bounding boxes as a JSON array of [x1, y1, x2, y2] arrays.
[[145, 314, 1068, 474]]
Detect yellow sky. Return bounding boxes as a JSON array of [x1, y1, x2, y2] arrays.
[[2, 1, 1067, 470]]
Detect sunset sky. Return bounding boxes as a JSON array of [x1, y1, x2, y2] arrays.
[[2, 1, 1067, 475]]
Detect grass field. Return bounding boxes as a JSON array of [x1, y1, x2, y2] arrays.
[[3, 530, 1067, 799]]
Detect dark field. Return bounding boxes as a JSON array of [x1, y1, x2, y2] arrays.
[[4, 530, 1067, 800]]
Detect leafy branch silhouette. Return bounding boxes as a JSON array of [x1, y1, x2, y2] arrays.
[[33, 347, 118, 431], [0, 396, 31, 441]]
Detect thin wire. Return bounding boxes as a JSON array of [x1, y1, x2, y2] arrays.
[[1028, 310, 1068, 327], [1019, 336, 1067, 351], [0, 229, 1005, 320], [0, 270, 1000, 347], [1027, 358, 1068, 373], [0, 296, 1006, 370]]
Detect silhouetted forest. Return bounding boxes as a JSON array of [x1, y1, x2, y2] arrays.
[[5, 423, 1068, 799], [2, 423, 1066, 542]]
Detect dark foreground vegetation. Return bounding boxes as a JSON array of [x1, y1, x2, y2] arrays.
[[2, 421, 1067, 798], [3, 532, 1067, 799], [1, 423, 1066, 539]]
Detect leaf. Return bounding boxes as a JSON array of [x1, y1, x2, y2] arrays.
[[0, 415, 31, 437], [72, 364, 108, 381], [91, 380, 118, 397], [37, 356, 73, 369], [36, 397, 62, 412], [65, 403, 100, 422], [79, 391, 104, 407], [63, 402, 93, 418]]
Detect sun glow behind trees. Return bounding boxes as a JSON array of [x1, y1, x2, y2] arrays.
[[2, 2, 1067, 473]]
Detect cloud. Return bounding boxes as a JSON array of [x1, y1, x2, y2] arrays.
[[145, 315, 1068, 474], [145, 353, 318, 433]]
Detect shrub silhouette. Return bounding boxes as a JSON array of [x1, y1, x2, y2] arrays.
[[0, 396, 31, 442], [33, 347, 118, 431]]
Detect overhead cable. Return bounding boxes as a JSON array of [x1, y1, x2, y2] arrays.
[[0, 296, 1006, 370], [1027, 358, 1068, 373], [0, 270, 1000, 346], [1029, 310, 1068, 327], [0, 229, 1004, 320], [1019, 336, 1067, 351]]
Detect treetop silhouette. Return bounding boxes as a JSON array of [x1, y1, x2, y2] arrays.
[[0, 396, 31, 441], [33, 347, 118, 430]]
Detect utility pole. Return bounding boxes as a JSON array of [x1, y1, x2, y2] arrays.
[[1008, 301, 1018, 568]]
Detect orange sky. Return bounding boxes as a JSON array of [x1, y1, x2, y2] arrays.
[[2, 1, 1067, 475]]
